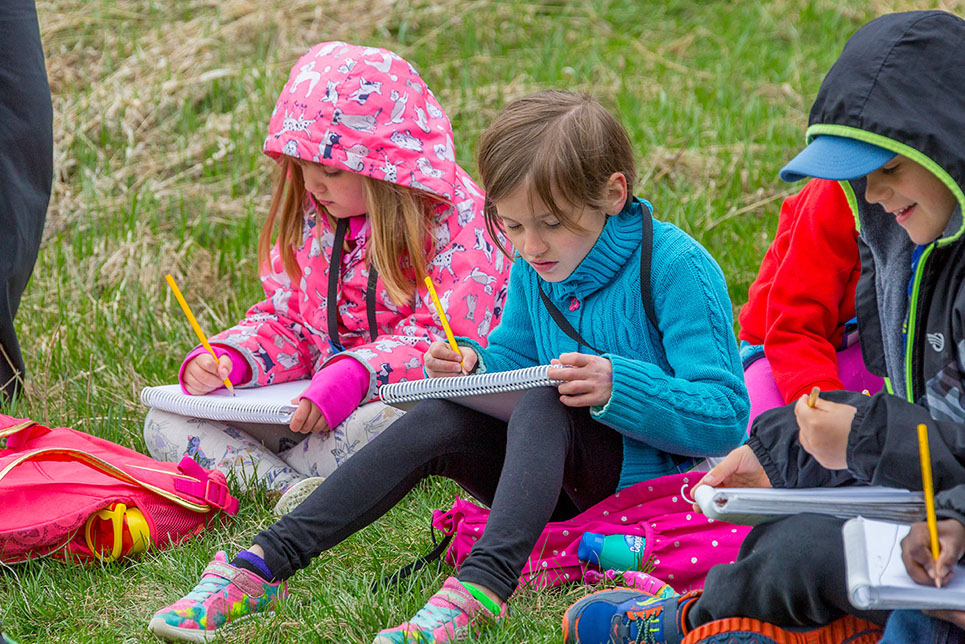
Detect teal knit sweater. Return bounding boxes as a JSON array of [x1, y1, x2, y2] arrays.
[[460, 201, 749, 489]]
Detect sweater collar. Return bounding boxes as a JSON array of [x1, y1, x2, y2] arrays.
[[541, 200, 644, 300]]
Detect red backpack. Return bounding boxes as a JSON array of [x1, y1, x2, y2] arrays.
[[0, 414, 239, 563]]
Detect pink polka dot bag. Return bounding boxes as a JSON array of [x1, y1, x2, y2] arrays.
[[431, 472, 751, 594]]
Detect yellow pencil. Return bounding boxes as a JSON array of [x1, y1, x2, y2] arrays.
[[807, 386, 821, 408], [424, 276, 461, 358], [164, 274, 236, 396], [917, 423, 942, 588]]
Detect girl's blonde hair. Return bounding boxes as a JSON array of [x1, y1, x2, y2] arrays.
[[475, 90, 637, 256], [258, 157, 432, 306]]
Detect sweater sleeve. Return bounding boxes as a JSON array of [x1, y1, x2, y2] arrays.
[[592, 245, 749, 458], [762, 180, 860, 402]]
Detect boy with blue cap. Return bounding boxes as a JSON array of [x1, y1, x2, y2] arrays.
[[563, 10, 965, 644]]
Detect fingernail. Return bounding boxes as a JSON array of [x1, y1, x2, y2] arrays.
[[702, 474, 717, 485]]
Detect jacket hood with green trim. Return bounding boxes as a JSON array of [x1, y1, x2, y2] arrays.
[[803, 10, 965, 400], [807, 10, 965, 223]]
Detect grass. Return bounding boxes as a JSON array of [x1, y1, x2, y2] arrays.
[[3, 0, 963, 641]]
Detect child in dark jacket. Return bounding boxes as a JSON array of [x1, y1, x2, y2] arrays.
[[563, 10, 965, 643]]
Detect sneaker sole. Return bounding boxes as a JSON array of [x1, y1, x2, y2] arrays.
[[561, 587, 646, 644], [681, 615, 884, 644], [272, 476, 325, 517], [148, 611, 271, 643]]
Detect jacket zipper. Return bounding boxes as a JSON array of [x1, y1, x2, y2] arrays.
[[905, 244, 934, 403]]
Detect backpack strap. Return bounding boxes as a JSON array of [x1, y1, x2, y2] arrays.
[[638, 199, 660, 336], [0, 448, 237, 514], [370, 518, 454, 591], [0, 420, 35, 440], [327, 218, 381, 351]]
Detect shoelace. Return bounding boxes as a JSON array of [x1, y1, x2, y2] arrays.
[[611, 610, 662, 644], [183, 574, 234, 603]]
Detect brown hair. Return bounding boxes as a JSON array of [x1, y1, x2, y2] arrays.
[[258, 157, 432, 306], [475, 90, 636, 256]]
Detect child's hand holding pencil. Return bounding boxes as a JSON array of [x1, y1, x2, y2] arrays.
[[900, 517, 965, 588], [181, 353, 237, 396], [795, 390, 857, 470], [424, 341, 477, 378]]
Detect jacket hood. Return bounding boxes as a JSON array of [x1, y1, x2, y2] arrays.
[[263, 41, 459, 203], [806, 10, 965, 240]]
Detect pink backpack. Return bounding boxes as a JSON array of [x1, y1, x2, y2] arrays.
[[431, 472, 751, 593], [0, 414, 239, 563]]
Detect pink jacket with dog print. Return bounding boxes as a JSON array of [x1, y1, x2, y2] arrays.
[[203, 42, 509, 409]]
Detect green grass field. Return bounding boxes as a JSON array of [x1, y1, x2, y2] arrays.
[[2, 1, 961, 641]]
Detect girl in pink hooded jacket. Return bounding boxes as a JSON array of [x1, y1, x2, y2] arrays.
[[143, 42, 509, 491]]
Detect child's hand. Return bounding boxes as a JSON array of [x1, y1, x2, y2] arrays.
[[424, 341, 477, 377], [901, 518, 965, 587], [290, 397, 330, 434], [182, 353, 234, 395], [795, 395, 857, 469], [691, 444, 772, 512], [548, 353, 612, 407]]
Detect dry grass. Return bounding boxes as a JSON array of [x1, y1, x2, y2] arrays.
[[38, 0, 401, 237]]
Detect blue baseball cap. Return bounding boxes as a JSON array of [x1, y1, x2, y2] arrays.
[[779, 135, 896, 182]]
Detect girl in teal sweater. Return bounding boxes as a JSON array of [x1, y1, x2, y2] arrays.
[[149, 90, 748, 644]]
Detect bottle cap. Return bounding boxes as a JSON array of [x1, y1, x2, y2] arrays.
[[577, 531, 605, 565]]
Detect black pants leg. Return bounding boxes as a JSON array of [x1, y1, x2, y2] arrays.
[[457, 387, 623, 598], [687, 514, 891, 629], [0, 0, 52, 401], [253, 388, 623, 600]]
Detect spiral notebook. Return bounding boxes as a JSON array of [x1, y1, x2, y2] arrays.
[[140, 380, 311, 424], [844, 517, 965, 609], [379, 365, 561, 421], [694, 485, 925, 526]]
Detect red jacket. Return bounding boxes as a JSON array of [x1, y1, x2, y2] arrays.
[[738, 179, 860, 403]]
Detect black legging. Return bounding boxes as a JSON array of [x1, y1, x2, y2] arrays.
[[253, 387, 624, 600], [688, 513, 891, 629], [0, 0, 52, 401]]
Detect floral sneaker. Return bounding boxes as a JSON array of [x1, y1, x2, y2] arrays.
[[372, 577, 507, 644], [148, 551, 288, 642]]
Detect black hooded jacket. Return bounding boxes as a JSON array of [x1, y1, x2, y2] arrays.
[[748, 11, 965, 521]]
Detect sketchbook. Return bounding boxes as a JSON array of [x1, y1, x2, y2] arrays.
[[140, 380, 311, 425], [844, 517, 965, 609], [379, 365, 561, 422], [693, 485, 925, 526]]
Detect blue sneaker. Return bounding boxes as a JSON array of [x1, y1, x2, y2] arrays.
[[562, 588, 650, 643], [563, 590, 700, 644], [609, 591, 699, 644]]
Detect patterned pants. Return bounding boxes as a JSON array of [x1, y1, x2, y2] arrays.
[[143, 402, 405, 491]]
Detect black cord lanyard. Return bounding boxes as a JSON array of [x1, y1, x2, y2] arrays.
[[327, 217, 380, 352], [536, 198, 660, 354]]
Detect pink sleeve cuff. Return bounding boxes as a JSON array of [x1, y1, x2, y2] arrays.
[[299, 357, 369, 429], [178, 345, 251, 395]]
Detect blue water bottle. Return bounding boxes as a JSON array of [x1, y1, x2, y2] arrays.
[[577, 532, 646, 571]]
